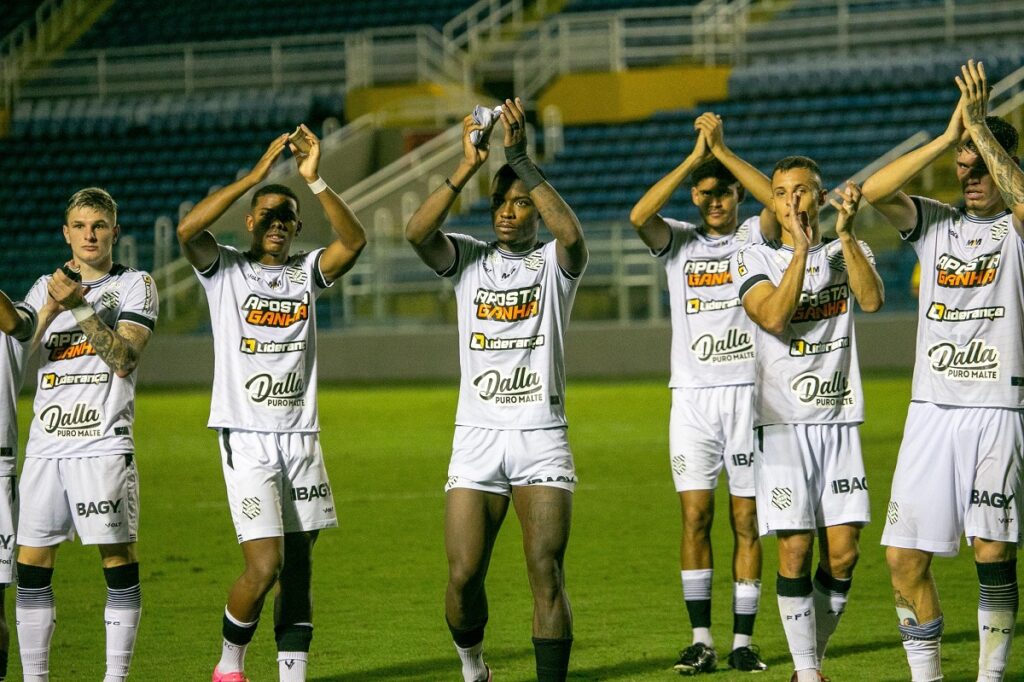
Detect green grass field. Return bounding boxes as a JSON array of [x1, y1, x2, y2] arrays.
[[9, 376, 1022, 680]]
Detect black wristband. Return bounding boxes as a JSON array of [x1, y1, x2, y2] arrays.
[[60, 264, 82, 282], [504, 139, 545, 190], [445, 177, 462, 194]]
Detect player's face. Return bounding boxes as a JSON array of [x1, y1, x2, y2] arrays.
[[771, 167, 826, 233], [63, 206, 118, 270], [246, 194, 301, 262], [490, 179, 539, 252], [691, 177, 740, 233], [956, 148, 1004, 217]]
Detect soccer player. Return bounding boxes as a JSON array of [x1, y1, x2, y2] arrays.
[[18, 188, 158, 682], [405, 97, 587, 682], [628, 113, 776, 674], [176, 126, 366, 682], [863, 60, 1023, 681], [732, 159, 884, 681], [0, 288, 36, 680]]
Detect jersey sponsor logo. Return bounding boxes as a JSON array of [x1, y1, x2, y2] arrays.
[[683, 258, 732, 287], [0, 534, 11, 550], [927, 339, 999, 381], [40, 371, 110, 390], [686, 297, 741, 314], [926, 302, 1004, 322], [731, 452, 753, 467], [239, 337, 308, 354], [291, 483, 331, 501], [75, 498, 122, 517], [141, 274, 156, 314], [735, 249, 748, 276], [469, 332, 545, 351], [789, 337, 849, 357], [830, 477, 867, 494], [792, 284, 849, 322], [39, 402, 102, 437], [935, 252, 999, 288], [241, 292, 310, 328], [690, 328, 753, 364], [244, 372, 306, 407], [526, 474, 576, 485], [472, 366, 544, 404], [790, 371, 854, 407], [473, 286, 541, 322], [44, 331, 96, 362], [966, 238, 983, 249], [971, 489, 1014, 509]]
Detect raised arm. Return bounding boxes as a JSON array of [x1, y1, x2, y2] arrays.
[[628, 130, 710, 251], [957, 60, 1024, 234], [288, 125, 367, 282], [741, 194, 811, 335], [177, 134, 290, 270], [862, 98, 966, 232], [832, 182, 884, 312], [46, 268, 151, 378], [501, 97, 587, 275], [405, 116, 490, 272], [0, 289, 33, 340]]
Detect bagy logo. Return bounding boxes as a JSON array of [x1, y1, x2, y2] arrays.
[[927, 339, 999, 381], [473, 366, 544, 404], [790, 371, 854, 407]]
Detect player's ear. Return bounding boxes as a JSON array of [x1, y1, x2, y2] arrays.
[[818, 188, 828, 206], [295, 220, 303, 235], [62, 224, 71, 244], [113, 223, 120, 244], [690, 186, 700, 205], [245, 213, 255, 232]]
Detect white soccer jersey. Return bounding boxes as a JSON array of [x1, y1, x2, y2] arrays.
[[444, 235, 582, 429], [195, 244, 331, 432], [0, 302, 36, 476], [25, 266, 158, 459], [732, 240, 869, 427], [905, 197, 1024, 408], [658, 216, 768, 388]]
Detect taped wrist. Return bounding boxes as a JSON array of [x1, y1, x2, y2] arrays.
[[504, 138, 545, 190]]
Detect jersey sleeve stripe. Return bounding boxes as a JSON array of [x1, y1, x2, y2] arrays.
[[13, 303, 37, 342], [438, 235, 460, 278], [903, 196, 926, 243], [197, 253, 222, 277], [313, 250, 330, 290], [117, 312, 156, 330], [738, 274, 770, 299]]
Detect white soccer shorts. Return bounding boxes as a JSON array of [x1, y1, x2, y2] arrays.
[[754, 423, 870, 536], [446, 426, 576, 496], [669, 385, 755, 496], [219, 430, 337, 543], [18, 454, 139, 546], [882, 402, 1024, 556], [0, 476, 15, 583]]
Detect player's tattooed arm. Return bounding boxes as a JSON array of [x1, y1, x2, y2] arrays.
[[833, 182, 884, 313], [77, 316, 151, 378], [0, 290, 33, 340], [629, 127, 710, 251], [177, 133, 290, 271], [406, 115, 485, 272]]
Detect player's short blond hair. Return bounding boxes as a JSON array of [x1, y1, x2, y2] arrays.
[[66, 187, 118, 222]]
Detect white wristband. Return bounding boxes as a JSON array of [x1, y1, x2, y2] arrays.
[[307, 177, 328, 194], [71, 304, 96, 323]]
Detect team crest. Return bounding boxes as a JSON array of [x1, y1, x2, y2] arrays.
[[523, 252, 544, 271], [101, 290, 120, 310], [286, 265, 307, 285], [991, 219, 1009, 242]]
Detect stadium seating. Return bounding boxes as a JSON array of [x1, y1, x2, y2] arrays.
[[0, 1, 44, 38], [73, 0, 479, 49], [563, 0, 703, 11]]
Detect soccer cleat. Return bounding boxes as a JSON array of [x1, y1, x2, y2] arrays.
[[673, 642, 718, 674], [212, 665, 250, 682], [727, 645, 767, 672]]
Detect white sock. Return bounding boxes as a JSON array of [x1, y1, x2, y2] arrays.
[[218, 608, 258, 674], [681, 569, 713, 646], [16, 585, 56, 680], [278, 651, 309, 681], [812, 569, 850, 666], [777, 574, 816, 673], [455, 640, 488, 682], [105, 585, 142, 679], [732, 579, 761, 651], [898, 615, 943, 681]]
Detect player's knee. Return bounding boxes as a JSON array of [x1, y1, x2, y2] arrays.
[[525, 553, 566, 596], [732, 508, 759, 544], [244, 553, 283, 589], [973, 538, 1016, 564], [885, 546, 929, 581], [448, 560, 487, 595], [682, 504, 713, 538], [825, 543, 860, 577]]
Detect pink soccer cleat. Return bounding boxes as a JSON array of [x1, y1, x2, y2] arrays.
[[212, 665, 250, 682]]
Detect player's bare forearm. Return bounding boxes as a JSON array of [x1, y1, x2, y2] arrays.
[[316, 188, 368, 282], [714, 146, 773, 207], [966, 124, 1024, 226], [861, 135, 957, 231], [0, 291, 32, 339], [77, 315, 151, 378], [839, 235, 884, 313], [532, 183, 588, 274], [743, 251, 807, 335], [406, 160, 477, 247], [629, 153, 704, 249]]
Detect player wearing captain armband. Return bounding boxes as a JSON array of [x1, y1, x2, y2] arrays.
[[177, 125, 366, 682]]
